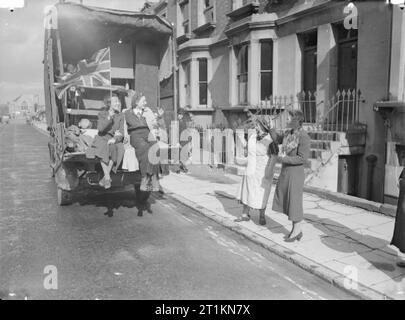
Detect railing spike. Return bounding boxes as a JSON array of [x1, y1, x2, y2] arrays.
[[336, 90, 341, 97], [341, 89, 347, 97]]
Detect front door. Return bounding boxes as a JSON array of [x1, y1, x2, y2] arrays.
[[338, 40, 357, 91], [336, 25, 358, 130], [301, 30, 317, 123]]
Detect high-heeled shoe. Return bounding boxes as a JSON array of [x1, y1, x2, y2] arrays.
[[234, 215, 250, 222], [285, 231, 303, 242]]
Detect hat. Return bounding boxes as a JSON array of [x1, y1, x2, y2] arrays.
[[78, 118, 92, 129], [288, 109, 305, 127]]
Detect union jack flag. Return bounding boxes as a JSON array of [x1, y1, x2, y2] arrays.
[[55, 47, 111, 99]]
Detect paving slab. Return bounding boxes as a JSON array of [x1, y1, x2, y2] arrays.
[[161, 170, 404, 299]]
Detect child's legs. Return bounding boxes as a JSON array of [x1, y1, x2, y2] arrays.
[[101, 160, 113, 180]]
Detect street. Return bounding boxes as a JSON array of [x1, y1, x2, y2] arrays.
[[0, 120, 356, 300]]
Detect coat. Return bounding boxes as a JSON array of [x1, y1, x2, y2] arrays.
[[270, 128, 311, 222], [391, 168, 405, 253], [235, 133, 276, 210]]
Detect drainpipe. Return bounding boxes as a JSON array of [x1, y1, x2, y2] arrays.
[[366, 154, 378, 200], [387, 2, 394, 100]]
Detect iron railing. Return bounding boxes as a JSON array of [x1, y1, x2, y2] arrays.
[[175, 89, 365, 166]]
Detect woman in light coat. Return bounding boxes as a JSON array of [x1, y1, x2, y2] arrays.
[[234, 119, 277, 225]]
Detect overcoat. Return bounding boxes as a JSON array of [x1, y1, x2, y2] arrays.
[[270, 128, 311, 222]]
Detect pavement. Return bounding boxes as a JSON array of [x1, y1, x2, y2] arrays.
[[160, 166, 405, 300], [30, 120, 405, 300], [0, 120, 357, 300]]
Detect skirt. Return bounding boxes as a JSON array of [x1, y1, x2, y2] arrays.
[[86, 134, 124, 171], [129, 128, 168, 192], [272, 164, 305, 222], [129, 129, 159, 177]]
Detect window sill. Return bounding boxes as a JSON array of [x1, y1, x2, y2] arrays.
[[187, 107, 215, 112], [227, 2, 260, 20], [193, 22, 216, 35], [176, 34, 191, 45]]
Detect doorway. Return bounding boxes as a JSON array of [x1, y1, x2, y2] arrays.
[[300, 30, 317, 123], [335, 24, 358, 128]]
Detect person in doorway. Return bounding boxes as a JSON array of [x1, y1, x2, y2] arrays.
[[86, 94, 125, 189], [234, 118, 277, 225], [391, 168, 405, 267], [269, 109, 310, 242]]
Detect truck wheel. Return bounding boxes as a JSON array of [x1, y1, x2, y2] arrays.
[[57, 188, 72, 206], [134, 184, 150, 203]]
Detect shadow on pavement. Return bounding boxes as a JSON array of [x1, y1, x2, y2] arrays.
[[72, 189, 159, 218], [213, 190, 290, 237], [305, 214, 404, 283]]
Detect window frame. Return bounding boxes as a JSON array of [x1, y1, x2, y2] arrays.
[[202, 0, 215, 25], [260, 40, 273, 101], [198, 58, 208, 107], [236, 44, 249, 105], [178, 0, 191, 37]]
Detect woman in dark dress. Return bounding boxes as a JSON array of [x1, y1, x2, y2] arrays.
[[391, 168, 405, 267], [124, 93, 162, 192], [86, 95, 125, 189], [269, 109, 310, 242]]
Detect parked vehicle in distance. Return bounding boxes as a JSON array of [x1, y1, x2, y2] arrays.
[[1, 115, 10, 124]]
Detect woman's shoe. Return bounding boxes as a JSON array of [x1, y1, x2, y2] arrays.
[[99, 177, 106, 187], [104, 178, 112, 189], [285, 232, 303, 243], [234, 215, 250, 222], [259, 216, 266, 226]]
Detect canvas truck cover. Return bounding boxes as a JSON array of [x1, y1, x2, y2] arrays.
[[43, 2, 173, 127]]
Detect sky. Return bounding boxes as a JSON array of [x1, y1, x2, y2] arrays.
[[0, 0, 147, 105]]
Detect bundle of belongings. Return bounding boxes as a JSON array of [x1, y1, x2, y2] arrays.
[[64, 119, 97, 153]]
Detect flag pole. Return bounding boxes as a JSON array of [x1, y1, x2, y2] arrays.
[[109, 46, 112, 109], [171, 23, 177, 120]]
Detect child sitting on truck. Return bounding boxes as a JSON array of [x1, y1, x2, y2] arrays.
[[86, 94, 125, 189]]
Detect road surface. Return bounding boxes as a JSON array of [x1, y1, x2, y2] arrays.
[[0, 120, 356, 300]]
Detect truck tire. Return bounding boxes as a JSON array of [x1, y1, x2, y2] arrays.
[[57, 188, 72, 206], [134, 184, 150, 203]]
